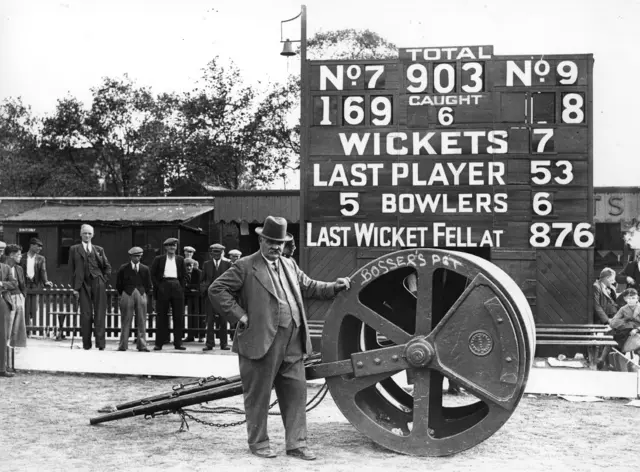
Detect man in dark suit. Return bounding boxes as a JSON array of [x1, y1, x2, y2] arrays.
[[150, 238, 186, 351], [593, 267, 622, 370], [69, 224, 112, 351], [0, 251, 18, 377], [20, 238, 53, 334], [201, 244, 232, 350], [617, 251, 640, 299], [183, 257, 203, 342], [116, 246, 152, 352], [209, 216, 351, 460]]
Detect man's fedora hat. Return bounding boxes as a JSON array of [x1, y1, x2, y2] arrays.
[[29, 237, 44, 246], [255, 216, 293, 242]]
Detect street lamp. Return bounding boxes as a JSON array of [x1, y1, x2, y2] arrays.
[[279, 5, 309, 270]]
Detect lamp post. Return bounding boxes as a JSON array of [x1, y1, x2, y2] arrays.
[[280, 5, 308, 271]]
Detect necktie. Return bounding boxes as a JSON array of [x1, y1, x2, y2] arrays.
[[85, 243, 91, 254], [135, 264, 138, 273]]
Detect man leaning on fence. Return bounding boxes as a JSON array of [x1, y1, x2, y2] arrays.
[[69, 224, 112, 351], [20, 238, 53, 335], [116, 247, 152, 352]]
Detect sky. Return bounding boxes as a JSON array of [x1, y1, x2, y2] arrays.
[[1, 0, 640, 187]]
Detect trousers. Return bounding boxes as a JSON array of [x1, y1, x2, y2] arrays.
[[119, 289, 148, 350], [239, 323, 307, 451], [79, 277, 107, 350], [155, 279, 184, 347]]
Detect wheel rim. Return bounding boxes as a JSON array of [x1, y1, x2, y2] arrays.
[[322, 248, 535, 456]]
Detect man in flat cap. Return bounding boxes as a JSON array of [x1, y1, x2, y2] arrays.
[[201, 243, 232, 350], [0, 245, 18, 377], [20, 237, 53, 336], [183, 246, 196, 263], [183, 257, 203, 343], [116, 247, 152, 352], [209, 216, 351, 460], [69, 224, 112, 350], [150, 238, 187, 350], [228, 249, 242, 264]]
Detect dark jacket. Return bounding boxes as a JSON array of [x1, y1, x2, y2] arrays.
[[209, 251, 337, 360], [200, 258, 232, 294], [19, 253, 49, 286], [68, 244, 112, 290], [592, 280, 619, 324], [149, 255, 186, 297], [616, 261, 640, 291], [0, 263, 18, 311], [185, 268, 202, 294], [5, 264, 26, 296], [116, 262, 152, 296]]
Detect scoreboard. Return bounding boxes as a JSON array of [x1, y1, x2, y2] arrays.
[[300, 45, 594, 323]]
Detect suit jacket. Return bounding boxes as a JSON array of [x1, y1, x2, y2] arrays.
[[0, 263, 18, 311], [209, 251, 337, 360], [616, 262, 640, 291], [200, 258, 232, 294], [149, 255, 186, 297], [19, 253, 49, 286], [5, 264, 26, 296], [116, 262, 152, 296], [185, 268, 202, 294], [592, 280, 619, 324], [68, 244, 112, 290]]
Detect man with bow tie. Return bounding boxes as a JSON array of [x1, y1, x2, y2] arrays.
[[69, 224, 112, 350], [209, 216, 351, 461], [116, 247, 152, 352]]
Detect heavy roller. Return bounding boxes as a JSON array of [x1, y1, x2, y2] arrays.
[[90, 248, 535, 457]]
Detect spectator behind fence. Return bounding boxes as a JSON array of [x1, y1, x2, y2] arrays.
[[4, 245, 27, 350], [183, 257, 203, 342], [183, 246, 197, 265], [610, 288, 640, 359], [150, 238, 186, 351], [616, 251, 640, 299], [116, 247, 152, 352], [282, 240, 296, 259], [0, 250, 18, 378], [593, 267, 621, 370], [69, 224, 112, 351], [19, 238, 53, 336], [228, 249, 242, 264], [201, 244, 232, 351]]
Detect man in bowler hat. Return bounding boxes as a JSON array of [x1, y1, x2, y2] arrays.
[[69, 224, 112, 350], [209, 216, 351, 460], [201, 243, 232, 350], [150, 238, 186, 350], [116, 247, 152, 352]]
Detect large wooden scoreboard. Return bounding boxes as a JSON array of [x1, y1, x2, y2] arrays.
[[300, 45, 594, 324]]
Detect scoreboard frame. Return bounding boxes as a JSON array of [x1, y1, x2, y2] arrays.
[[300, 45, 594, 325]]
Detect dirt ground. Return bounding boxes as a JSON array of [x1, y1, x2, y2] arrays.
[[1, 371, 637, 472]]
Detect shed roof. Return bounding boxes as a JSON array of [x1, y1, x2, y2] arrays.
[[214, 194, 299, 223], [3, 205, 214, 223]]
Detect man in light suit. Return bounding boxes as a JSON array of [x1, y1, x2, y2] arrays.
[[116, 247, 152, 352], [150, 238, 186, 350], [201, 244, 232, 350], [0, 252, 18, 377], [20, 237, 53, 334], [209, 216, 350, 460], [69, 224, 112, 350]]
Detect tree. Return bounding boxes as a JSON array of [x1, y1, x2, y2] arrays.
[[306, 28, 397, 60]]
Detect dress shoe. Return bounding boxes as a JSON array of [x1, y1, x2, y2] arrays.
[[251, 448, 276, 459], [202, 346, 213, 351], [183, 337, 195, 343], [220, 345, 231, 351], [138, 347, 150, 352], [55, 334, 64, 341], [153, 346, 162, 351], [174, 345, 186, 351], [98, 348, 105, 351], [117, 347, 126, 352], [286, 447, 316, 461], [0, 371, 15, 378]]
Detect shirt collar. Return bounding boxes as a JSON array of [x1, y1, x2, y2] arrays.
[[261, 253, 278, 269]]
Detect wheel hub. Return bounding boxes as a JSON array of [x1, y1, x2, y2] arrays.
[[404, 337, 434, 368]]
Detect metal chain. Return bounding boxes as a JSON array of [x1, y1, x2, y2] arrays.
[[176, 383, 330, 429], [171, 375, 227, 393]]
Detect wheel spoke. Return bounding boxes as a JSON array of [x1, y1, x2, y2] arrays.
[[409, 369, 432, 438], [414, 264, 435, 335], [332, 372, 395, 399], [346, 301, 412, 345]]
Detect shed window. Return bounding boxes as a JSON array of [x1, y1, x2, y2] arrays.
[[58, 226, 77, 265]]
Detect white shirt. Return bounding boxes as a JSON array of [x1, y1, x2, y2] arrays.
[[26, 254, 36, 279], [163, 256, 178, 278], [83, 242, 92, 254]]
